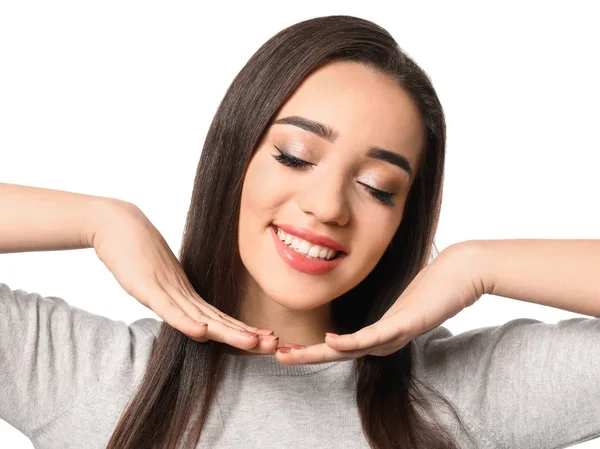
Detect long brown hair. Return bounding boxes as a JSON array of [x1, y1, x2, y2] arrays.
[[107, 15, 474, 449]]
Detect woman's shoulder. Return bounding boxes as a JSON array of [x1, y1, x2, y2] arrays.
[[410, 317, 600, 448], [0, 281, 163, 437]]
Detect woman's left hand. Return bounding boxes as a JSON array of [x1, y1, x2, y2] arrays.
[[275, 242, 486, 365]]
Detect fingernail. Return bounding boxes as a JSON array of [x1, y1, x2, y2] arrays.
[[277, 347, 291, 353], [326, 333, 340, 338], [258, 329, 275, 335], [242, 330, 259, 338], [284, 343, 306, 349], [196, 322, 208, 327], [261, 335, 279, 341]]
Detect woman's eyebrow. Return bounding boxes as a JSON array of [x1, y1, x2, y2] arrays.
[[272, 115, 414, 179]]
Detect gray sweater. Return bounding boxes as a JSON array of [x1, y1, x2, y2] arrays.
[[1, 282, 599, 449]]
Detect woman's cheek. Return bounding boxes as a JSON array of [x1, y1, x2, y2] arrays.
[[254, 166, 297, 207]]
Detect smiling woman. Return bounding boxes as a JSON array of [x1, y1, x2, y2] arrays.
[[236, 60, 424, 336], [102, 15, 476, 449], [2, 9, 600, 449]]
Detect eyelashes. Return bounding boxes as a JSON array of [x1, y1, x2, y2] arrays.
[[271, 145, 397, 207], [272, 146, 314, 170]]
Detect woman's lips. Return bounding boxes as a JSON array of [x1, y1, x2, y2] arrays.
[[272, 223, 348, 254], [270, 225, 347, 275]]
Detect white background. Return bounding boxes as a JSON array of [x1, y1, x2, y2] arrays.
[[1, 1, 599, 447]]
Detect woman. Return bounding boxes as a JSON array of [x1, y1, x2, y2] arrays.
[[2, 14, 600, 449]]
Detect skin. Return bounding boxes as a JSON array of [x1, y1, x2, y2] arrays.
[[229, 60, 425, 355]]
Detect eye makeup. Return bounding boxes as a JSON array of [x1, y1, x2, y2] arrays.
[[270, 145, 397, 206]]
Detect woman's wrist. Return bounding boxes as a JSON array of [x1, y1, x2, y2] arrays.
[[81, 197, 137, 249]]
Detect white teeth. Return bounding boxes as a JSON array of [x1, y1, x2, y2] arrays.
[[298, 240, 311, 255], [275, 226, 339, 260], [308, 246, 321, 258], [291, 237, 300, 250]]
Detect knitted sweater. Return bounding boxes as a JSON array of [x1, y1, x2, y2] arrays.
[[1, 282, 599, 448]]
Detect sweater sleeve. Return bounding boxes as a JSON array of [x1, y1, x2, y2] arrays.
[[0, 282, 162, 438], [414, 316, 600, 449]]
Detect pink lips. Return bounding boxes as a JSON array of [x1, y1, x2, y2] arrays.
[[270, 225, 347, 275], [272, 223, 348, 254]]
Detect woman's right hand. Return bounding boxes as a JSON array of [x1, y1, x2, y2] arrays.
[[89, 200, 279, 353]]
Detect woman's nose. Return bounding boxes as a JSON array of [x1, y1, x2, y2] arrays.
[[296, 173, 351, 227]]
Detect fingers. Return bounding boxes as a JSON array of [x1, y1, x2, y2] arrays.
[[275, 325, 401, 365], [275, 343, 362, 366], [187, 330, 280, 351], [166, 287, 276, 346], [152, 294, 211, 343], [188, 315, 279, 354], [145, 282, 279, 353], [323, 317, 401, 352], [164, 277, 274, 336]]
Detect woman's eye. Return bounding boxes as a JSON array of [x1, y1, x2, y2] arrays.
[[357, 182, 397, 207], [271, 145, 396, 207], [271, 145, 313, 170]]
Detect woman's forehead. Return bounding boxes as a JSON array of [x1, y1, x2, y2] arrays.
[[269, 61, 424, 161]]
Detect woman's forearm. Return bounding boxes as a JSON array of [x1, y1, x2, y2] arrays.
[[0, 182, 123, 254], [465, 239, 600, 317]]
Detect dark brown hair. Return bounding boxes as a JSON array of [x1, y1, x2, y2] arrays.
[[107, 15, 474, 449]]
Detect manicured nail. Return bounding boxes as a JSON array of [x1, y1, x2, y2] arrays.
[[277, 347, 291, 353], [261, 335, 279, 341], [326, 333, 340, 338]]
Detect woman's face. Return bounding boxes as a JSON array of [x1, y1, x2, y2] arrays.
[[238, 60, 424, 311]]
